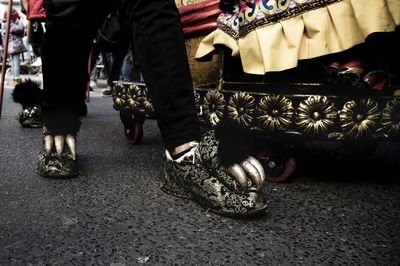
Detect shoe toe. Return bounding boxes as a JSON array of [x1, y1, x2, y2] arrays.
[[37, 151, 79, 178]]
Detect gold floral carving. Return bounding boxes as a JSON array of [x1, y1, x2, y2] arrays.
[[112, 82, 127, 110], [381, 98, 400, 137], [295, 96, 337, 135], [339, 98, 380, 139], [227, 92, 255, 126], [126, 84, 143, 111], [256, 95, 294, 132], [203, 90, 225, 126]]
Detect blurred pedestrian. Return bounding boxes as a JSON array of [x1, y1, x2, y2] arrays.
[[95, 8, 130, 96], [88, 36, 111, 90], [6, 9, 26, 84]]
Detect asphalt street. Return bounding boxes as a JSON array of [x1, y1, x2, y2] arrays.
[[0, 78, 400, 265]]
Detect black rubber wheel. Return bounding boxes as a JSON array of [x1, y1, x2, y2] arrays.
[[119, 110, 145, 145], [124, 122, 143, 145], [258, 151, 296, 183]]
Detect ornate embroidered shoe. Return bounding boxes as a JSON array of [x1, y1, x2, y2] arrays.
[[18, 105, 43, 128], [161, 130, 267, 217], [37, 130, 79, 178], [12, 79, 43, 128]]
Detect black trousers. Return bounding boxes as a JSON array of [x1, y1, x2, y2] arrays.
[[41, 0, 200, 150]]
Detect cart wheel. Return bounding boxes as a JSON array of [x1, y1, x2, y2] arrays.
[[125, 122, 143, 145], [119, 110, 145, 145], [258, 152, 296, 183]]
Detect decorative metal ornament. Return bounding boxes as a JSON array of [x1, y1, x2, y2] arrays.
[[203, 90, 225, 126], [194, 91, 202, 114], [381, 97, 400, 137], [126, 84, 143, 111], [112, 82, 127, 110], [295, 96, 337, 135], [111, 80, 400, 141], [339, 98, 380, 139], [256, 95, 294, 132], [227, 92, 255, 126], [141, 86, 154, 114], [194, 91, 204, 124]]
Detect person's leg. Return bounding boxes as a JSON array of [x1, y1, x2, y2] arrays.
[[100, 50, 111, 79], [89, 66, 98, 89], [89, 42, 100, 75], [41, 0, 117, 130], [12, 53, 21, 82], [120, 53, 133, 81], [89, 40, 102, 89], [120, 0, 267, 216], [121, 0, 200, 150], [38, 0, 116, 177], [103, 43, 128, 95], [23, 36, 31, 62]]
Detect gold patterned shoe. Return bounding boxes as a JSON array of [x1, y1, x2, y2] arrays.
[[18, 105, 43, 128], [37, 130, 79, 178], [161, 130, 267, 217], [12, 79, 43, 128]]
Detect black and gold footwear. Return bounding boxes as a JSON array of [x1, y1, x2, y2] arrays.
[[18, 105, 43, 128], [162, 130, 267, 217], [37, 130, 79, 178], [12, 79, 43, 128]]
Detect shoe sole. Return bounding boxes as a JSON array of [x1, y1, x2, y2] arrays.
[[37, 171, 80, 179]]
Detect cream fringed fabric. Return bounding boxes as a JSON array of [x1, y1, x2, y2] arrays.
[[195, 0, 400, 74]]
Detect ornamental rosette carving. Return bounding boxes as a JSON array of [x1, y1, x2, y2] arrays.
[[256, 95, 294, 132], [203, 90, 225, 126], [126, 84, 143, 111], [295, 96, 337, 135], [227, 92, 255, 126], [141, 86, 154, 114], [194, 91, 202, 115], [381, 98, 400, 137], [339, 98, 380, 139], [112, 82, 127, 109]]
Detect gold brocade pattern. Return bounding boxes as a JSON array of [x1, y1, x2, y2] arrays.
[[185, 37, 218, 87], [161, 130, 267, 216], [19, 105, 43, 128]]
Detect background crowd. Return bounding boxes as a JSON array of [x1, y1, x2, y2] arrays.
[[0, 4, 141, 90]]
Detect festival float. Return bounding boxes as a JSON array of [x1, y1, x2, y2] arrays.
[[111, 0, 400, 182]]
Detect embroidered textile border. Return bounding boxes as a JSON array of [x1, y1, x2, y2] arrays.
[[218, 0, 342, 39]]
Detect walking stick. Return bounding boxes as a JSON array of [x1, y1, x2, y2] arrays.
[[0, 0, 13, 118]]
